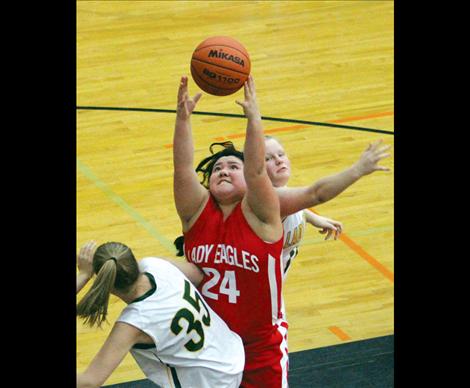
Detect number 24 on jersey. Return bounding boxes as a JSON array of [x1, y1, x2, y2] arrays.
[[201, 268, 240, 304]]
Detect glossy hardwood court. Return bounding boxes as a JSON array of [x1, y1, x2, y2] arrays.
[[77, 1, 394, 385]]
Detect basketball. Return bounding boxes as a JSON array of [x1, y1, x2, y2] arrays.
[[190, 36, 251, 96]]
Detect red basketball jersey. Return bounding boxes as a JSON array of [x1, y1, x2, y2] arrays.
[[184, 195, 284, 345]]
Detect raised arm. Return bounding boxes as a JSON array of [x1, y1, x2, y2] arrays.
[[238, 76, 282, 240], [173, 76, 209, 228], [278, 140, 391, 217]]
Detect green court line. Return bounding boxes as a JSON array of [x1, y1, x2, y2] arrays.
[[77, 158, 175, 253], [78, 157, 393, 254]]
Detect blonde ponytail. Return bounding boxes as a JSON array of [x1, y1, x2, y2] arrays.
[[76, 242, 139, 328], [77, 260, 117, 327]]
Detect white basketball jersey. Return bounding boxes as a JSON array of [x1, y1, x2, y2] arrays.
[[117, 257, 244, 388], [282, 210, 306, 279]]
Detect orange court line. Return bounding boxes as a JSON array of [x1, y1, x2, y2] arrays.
[[339, 233, 394, 283], [309, 208, 394, 283], [227, 133, 246, 139], [211, 111, 393, 141], [330, 111, 394, 123], [222, 124, 309, 141], [328, 326, 351, 341], [264, 124, 309, 134]]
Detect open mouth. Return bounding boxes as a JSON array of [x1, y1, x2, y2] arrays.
[[218, 180, 231, 185]]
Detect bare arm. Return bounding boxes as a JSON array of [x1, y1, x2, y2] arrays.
[[304, 209, 343, 240], [163, 257, 204, 286], [278, 140, 391, 217], [77, 322, 141, 388], [173, 76, 209, 228], [76, 241, 97, 293], [237, 76, 282, 239]]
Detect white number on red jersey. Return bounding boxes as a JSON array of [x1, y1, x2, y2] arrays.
[[201, 268, 240, 304]]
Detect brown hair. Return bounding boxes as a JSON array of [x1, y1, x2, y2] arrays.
[[76, 242, 139, 328]]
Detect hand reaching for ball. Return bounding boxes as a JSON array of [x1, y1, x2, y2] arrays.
[[176, 76, 202, 120], [236, 75, 261, 120]]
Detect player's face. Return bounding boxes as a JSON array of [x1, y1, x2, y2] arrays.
[[209, 156, 246, 203], [265, 138, 291, 187]]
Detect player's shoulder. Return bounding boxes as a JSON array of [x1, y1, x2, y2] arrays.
[[139, 257, 182, 277], [139, 257, 171, 271]]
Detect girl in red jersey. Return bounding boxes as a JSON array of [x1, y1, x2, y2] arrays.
[[172, 75, 391, 387], [173, 75, 287, 388]]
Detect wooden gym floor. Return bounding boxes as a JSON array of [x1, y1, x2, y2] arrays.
[[77, 1, 394, 386]]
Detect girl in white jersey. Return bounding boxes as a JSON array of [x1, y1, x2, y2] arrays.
[[264, 135, 343, 278], [76, 241, 244, 388]]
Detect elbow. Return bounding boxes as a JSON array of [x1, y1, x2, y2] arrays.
[[307, 187, 325, 206], [315, 192, 326, 205], [194, 270, 204, 287]]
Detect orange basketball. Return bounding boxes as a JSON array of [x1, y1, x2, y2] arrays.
[[190, 36, 251, 96]]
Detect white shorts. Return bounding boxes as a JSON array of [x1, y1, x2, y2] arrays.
[[147, 365, 243, 388]]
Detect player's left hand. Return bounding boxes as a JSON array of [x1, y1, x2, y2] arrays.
[[310, 216, 343, 240], [77, 240, 97, 278], [235, 75, 261, 120]]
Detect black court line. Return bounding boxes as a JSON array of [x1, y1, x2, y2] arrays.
[[76, 106, 394, 136]]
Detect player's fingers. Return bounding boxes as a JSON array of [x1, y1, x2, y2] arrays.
[[378, 144, 392, 153], [193, 93, 202, 104], [377, 153, 391, 160], [89, 240, 97, 251], [372, 139, 383, 151], [375, 166, 391, 171], [177, 77, 186, 97], [248, 75, 255, 92], [83, 243, 92, 254], [243, 81, 249, 99]]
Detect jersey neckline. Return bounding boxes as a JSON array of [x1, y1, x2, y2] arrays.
[[129, 272, 157, 304]]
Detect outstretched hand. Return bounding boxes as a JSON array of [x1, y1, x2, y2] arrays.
[[355, 139, 392, 176], [235, 75, 261, 120], [314, 216, 343, 240], [176, 76, 202, 120], [77, 240, 97, 277]]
